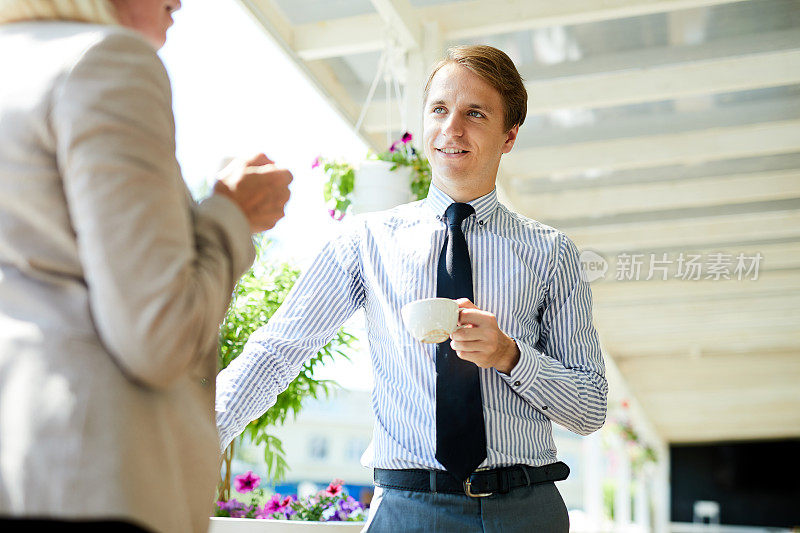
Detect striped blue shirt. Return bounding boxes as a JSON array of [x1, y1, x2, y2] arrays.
[[216, 183, 607, 470]]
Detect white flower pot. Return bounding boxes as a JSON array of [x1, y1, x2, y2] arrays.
[[351, 160, 413, 214], [209, 517, 365, 533]]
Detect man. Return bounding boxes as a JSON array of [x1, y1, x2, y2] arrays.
[[216, 45, 607, 532]]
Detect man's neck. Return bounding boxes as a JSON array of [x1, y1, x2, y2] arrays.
[[432, 178, 495, 203]]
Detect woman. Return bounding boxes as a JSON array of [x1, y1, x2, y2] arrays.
[[0, 1, 292, 531]]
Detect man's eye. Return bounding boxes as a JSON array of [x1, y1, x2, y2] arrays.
[[468, 110, 484, 118], [433, 107, 446, 114]]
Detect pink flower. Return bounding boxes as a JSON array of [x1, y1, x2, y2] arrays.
[[401, 131, 412, 143], [234, 470, 261, 493], [264, 494, 294, 515], [322, 479, 344, 497], [312, 156, 321, 169], [264, 494, 282, 514], [335, 211, 345, 221], [389, 141, 399, 153]]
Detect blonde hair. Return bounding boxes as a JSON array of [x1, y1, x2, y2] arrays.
[[424, 45, 528, 131], [0, 0, 118, 25]]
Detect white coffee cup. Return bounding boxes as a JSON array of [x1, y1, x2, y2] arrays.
[[401, 297, 463, 344]]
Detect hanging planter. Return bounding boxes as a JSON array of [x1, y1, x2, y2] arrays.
[[315, 132, 431, 220], [351, 159, 413, 214]]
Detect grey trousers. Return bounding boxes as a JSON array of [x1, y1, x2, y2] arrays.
[[362, 481, 570, 533]]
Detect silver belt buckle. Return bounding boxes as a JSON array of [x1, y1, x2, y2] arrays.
[[463, 479, 493, 498]]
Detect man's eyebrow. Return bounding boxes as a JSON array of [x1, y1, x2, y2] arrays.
[[467, 103, 493, 114], [427, 100, 494, 113]]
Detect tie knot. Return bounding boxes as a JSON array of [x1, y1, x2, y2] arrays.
[[444, 202, 475, 227]]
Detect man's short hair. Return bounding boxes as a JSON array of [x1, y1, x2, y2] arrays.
[[423, 45, 527, 132]]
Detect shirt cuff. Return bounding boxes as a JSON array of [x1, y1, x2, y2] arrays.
[[497, 339, 541, 392]]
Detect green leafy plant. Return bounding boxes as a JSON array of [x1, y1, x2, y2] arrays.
[[316, 157, 355, 221], [217, 237, 356, 501], [315, 131, 431, 220]]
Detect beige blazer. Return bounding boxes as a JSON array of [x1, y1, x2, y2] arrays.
[[0, 21, 255, 532]]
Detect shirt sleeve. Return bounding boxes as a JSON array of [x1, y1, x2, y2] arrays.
[[497, 233, 608, 435], [215, 227, 365, 449], [52, 30, 255, 390]]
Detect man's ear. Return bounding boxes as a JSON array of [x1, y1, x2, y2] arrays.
[[502, 124, 519, 154]]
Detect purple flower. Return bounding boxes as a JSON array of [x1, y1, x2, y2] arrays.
[[389, 141, 399, 153], [338, 495, 361, 514], [234, 470, 261, 493], [326, 509, 350, 522], [218, 498, 252, 518], [230, 504, 252, 519], [401, 131, 412, 144], [312, 156, 321, 169]]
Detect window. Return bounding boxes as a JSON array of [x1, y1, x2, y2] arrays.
[[308, 436, 329, 460]]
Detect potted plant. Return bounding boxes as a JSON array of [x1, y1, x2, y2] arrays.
[[315, 131, 431, 220], [213, 238, 362, 530]]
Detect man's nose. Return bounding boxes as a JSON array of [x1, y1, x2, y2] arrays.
[[442, 113, 464, 137]]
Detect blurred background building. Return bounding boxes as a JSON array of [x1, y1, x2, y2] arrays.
[[161, 0, 800, 530]]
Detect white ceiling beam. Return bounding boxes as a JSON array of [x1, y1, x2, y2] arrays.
[[595, 296, 800, 326], [502, 120, 800, 179], [524, 48, 800, 114], [619, 352, 800, 393], [519, 169, 800, 221], [426, 0, 749, 41], [617, 353, 800, 442], [565, 210, 800, 252], [599, 325, 798, 358], [592, 269, 800, 306], [639, 389, 800, 442], [295, 14, 384, 61], [294, 0, 423, 61], [367, 0, 422, 51], [607, 333, 798, 361], [520, 28, 800, 80]]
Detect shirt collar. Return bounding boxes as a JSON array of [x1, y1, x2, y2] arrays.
[[424, 182, 499, 223]]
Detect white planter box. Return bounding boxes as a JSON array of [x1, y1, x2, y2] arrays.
[[209, 518, 365, 533], [351, 160, 413, 214]]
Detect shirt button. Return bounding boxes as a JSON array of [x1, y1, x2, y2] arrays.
[[478, 220, 485, 226], [200, 377, 209, 386], [513, 380, 521, 387], [542, 406, 548, 411]]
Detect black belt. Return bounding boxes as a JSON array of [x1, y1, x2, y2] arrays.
[[374, 461, 569, 498]]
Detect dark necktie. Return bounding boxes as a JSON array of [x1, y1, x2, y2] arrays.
[[435, 202, 487, 481]]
